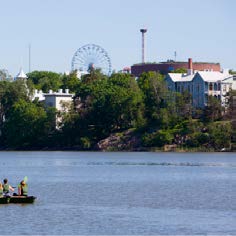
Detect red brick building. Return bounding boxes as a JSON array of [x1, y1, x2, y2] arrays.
[[131, 58, 221, 77]]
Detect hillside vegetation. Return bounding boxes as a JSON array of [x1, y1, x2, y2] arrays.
[[0, 70, 234, 151]]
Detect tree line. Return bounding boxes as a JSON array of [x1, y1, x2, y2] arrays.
[[0, 69, 233, 151]]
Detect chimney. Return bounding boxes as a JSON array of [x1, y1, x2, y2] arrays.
[[187, 58, 193, 75]]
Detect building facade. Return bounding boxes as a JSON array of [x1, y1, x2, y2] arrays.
[[34, 89, 74, 129], [44, 89, 73, 112], [131, 58, 221, 77], [165, 71, 236, 109]]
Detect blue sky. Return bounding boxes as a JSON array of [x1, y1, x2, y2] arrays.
[[0, 0, 235, 76]]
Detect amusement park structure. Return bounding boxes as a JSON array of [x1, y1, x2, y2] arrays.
[[71, 44, 112, 76]]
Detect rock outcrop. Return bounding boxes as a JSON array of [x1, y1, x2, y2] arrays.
[[97, 129, 144, 151]]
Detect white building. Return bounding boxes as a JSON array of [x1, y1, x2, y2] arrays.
[[165, 70, 236, 109], [33, 89, 74, 129], [44, 89, 74, 112], [32, 89, 45, 101], [33, 89, 74, 111]]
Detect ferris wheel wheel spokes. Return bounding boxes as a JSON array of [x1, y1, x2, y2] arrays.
[[71, 44, 112, 75]]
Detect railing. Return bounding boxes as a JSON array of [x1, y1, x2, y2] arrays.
[[205, 90, 221, 95]]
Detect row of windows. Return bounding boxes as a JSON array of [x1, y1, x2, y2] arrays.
[[206, 82, 221, 91], [175, 83, 202, 93], [174, 82, 229, 93]]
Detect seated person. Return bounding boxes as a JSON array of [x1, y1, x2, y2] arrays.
[[18, 180, 28, 196], [3, 178, 14, 196]]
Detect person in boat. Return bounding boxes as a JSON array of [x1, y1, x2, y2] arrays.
[[3, 178, 14, 196], [18, 180, 28, 196], [0, 182, 3, 197]]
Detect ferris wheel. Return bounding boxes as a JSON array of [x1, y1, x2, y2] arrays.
[[71, 44, 112, 75]]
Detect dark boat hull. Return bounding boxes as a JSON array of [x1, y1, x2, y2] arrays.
[[0, 196, 36, 204], [0, 197, 10, 204], [9, 196, 36, 204]]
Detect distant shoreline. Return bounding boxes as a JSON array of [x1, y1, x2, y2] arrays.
[[0, 147, 234, 153]]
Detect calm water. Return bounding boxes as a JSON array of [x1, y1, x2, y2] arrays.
[[0, 152, 235, 235]]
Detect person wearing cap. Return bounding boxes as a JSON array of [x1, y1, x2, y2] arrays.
[[18, 180, 28, 196], [3, 178, 14, 196]]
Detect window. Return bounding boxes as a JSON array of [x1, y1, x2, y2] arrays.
[[47, 102, 53, 107], [223, 84, 226, 92], [209, 83, 213, 91], [214, 83, 217, 91]]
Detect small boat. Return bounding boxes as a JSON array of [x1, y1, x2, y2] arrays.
[[0, 196, 36, 204]]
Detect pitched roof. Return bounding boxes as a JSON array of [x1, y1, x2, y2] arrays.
[[16, 68, 27, 79], [167, 73, 194, 82], [167, 71, 233, 83], [196, 71, 231, 82]]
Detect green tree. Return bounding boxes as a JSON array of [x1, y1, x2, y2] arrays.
[[208, 122, 232, 150], [171, 68, 187, 73], [185, 131, 210, 148], [142, 129, 174, 147], [0, 69, 13, 81], [108, 73, 145, 129], [81, 69, 106, 84], [175, 91, 192, 119], [229, 69, 236, 75], [61, 71, 80, 93], [0, 80, 29, 136], [79, 73, 144, 136], [2, 99, 55, 149], [137, 71, 169, 126], [27, 71, 62, 92], [60, 72, 145, 148], [202, 96, 223, 122]]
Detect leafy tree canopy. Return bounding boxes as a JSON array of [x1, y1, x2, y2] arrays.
[[27, 71, 62, 92], [0, 80, 29, 124], [61, 71, 80, 93], [202, 96, 223, 122], [137, 71, 171, 125], [229, 69, 236, 75], [2, 99, 51, 148], [171, 68, 187, 73]]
